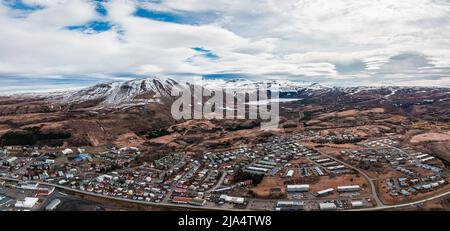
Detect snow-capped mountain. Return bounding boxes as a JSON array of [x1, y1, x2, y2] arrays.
[[187, 78, 334, 98], [49, 77, 447, 108], [54, 77, 183, 107], [52, 77, 333, 107]]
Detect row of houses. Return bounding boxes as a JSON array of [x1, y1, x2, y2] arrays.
[[310, 156, 351, 174], [386, 176, 447, 197]]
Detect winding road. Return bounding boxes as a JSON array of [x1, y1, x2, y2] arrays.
[[315, 151, 385, 207], [207, 171, 227, 193], [349, 190, 450, 211]]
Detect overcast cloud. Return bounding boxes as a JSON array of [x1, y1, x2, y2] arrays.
[[0, 0, 450, 93]]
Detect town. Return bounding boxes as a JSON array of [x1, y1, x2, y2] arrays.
[[1, 130, 448, 211]]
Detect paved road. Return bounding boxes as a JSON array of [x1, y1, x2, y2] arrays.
[[349, 190, 450, 211], [207, 171, 227, 193]]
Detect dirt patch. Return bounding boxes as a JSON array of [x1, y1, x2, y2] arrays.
[[390, 195, 450, 211], [0, 125, 10, 135], [410, 132, 450, 143], [251, 176, 286, 198], [114, 132, 146, 148], [336, 109, 359, 117], [362, 108, 385, 114], [20, 122, 65, 131], [309, 174, 369, 193], [289, 159, 311, 164]]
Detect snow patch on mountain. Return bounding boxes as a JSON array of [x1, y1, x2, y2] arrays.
[[55, 77, 183, 107], [50, 77, 446, 108]]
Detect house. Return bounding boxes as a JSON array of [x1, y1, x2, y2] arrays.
[[189, 198, 206, 206], [319, 202, 337, 210], [3, 157, 17, 166], [45, 199, 61, 211], [220, 195, 245, 204], [74, 153, 92, 162], [15, 197, 39, 209], [62, 148, 73, 155], [351, 201, 364, 208]]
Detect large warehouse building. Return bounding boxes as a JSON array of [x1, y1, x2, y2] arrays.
[[287, 184, 310, 192]]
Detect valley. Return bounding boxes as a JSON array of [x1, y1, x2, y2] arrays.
[[0, 77, 449, 211]]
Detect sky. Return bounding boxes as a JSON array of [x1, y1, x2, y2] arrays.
[[1, 0, 450, 94]]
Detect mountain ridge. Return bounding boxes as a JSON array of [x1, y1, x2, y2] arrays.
[[7, 77, 450, 109]]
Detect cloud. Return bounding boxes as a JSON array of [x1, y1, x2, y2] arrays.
[[381, 53, 434, 73], [0, 0, 449, 94]]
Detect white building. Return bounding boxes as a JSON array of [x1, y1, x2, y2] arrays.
[[15, 197, 39, 209], [96, 175, 113, 183], [287, 184, 310, 192], [247, 166, 269, 172], [45, 199, 61, 211], [18, 182, 39, 190], [315, 158, 331, 163], [420, 157, 435, 162], [286, 170, 294, 177], [119, 147, 140, 155], [317, 188, 334, 196], [319, 202, 337, 210], [62, 148, 73, 155], [351, 201, 364, 208], [276, 201, 304, 207], [416, 154, 429, 159], [3, 156, 17, 166], [337, 185, 360, 192], [327, 165, 345, 170], [220, 195, 245, 204]]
